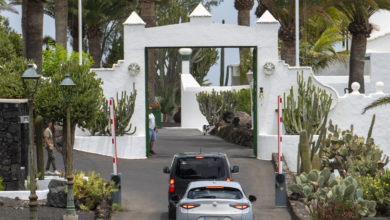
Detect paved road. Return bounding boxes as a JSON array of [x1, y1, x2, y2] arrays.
[[51, 129, 291, 220]]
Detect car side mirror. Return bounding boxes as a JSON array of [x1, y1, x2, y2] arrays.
[[163, 166, 170, 174], [249, 195, 257, 203], [232, 166, 239, 173], [170, 195, 181, 204]]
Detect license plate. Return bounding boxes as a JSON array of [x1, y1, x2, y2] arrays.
[[202, 218, 231, 220]]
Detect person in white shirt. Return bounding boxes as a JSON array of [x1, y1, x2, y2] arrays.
[[149, 106, 158, 154]]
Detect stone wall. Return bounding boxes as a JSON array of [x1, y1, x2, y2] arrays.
[[0, 100, 29, 190]]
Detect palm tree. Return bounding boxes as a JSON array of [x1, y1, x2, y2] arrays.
[[44, 0, 87, 52], [300, 27, 349, 73], [55, 0, 68, 49], [0, 0, 18, 13], [140, 0, 159, 104], [331, 0, 390, 93], [234, 0, 254, 84], [25, 0, 45, 74], [256, 0, 333, 66]]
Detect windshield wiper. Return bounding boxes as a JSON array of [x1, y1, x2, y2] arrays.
[[196, 196, 216, 199]]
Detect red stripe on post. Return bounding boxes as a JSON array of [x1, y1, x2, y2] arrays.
[[112, 139, 114, 144], [110, 100, 112, 105], [111, 119, 113, 124], [280, 118, 282, 122], [280, 98, 282, 103], [113, 158, 115, 163], [280, 156, 283, 161], [280, 137, 282, 142]]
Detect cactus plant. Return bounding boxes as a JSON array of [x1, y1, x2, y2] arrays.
[[290, 170, 377, 217], [322, 115, 389, 178], [283, 71, 332, 135], [296, 98, 329, 175], [196, 89, 240, 128], [84, 84, 137, 136]]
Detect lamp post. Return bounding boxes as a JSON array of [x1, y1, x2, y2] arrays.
[[246, 71, 253, 129], [21, 64, 40, 220], [60, 75, 77, 220]]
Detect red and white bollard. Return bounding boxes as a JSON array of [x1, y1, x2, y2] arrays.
[[275, 95, 286, 207], [109, 98, 122, 204], [277, 95, 283, 174], [110, 98, 118, 175]]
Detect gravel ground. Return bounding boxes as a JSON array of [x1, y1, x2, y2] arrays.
[[0, 206, 95, 220]]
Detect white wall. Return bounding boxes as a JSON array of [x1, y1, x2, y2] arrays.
[[260, 77, 390, 171], [181, 73, 249, 131]]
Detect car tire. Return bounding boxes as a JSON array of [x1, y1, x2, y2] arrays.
[[168, 209, 176, 219]]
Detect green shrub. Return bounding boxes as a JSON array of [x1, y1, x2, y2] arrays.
[[0, 57, 38, 99], [311, 192, 360, 220], [236, 89, 251, 115], [358, 169, 390, 216], [71, 171, 118, 211], [112, 203, 124, 212], [0, 177, 5, 191]]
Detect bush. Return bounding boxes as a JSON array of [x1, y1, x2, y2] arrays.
[[0, 57, 38, 99], [311, 193, 360, 220], [0, 177, 4, 191], [71, 171, 118, 211], [358, 169, 390, 216], [236, 89, 251, 115]]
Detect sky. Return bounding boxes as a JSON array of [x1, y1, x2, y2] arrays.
[[1, 0, 260, 86]]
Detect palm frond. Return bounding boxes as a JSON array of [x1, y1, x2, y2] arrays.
[[362, 95, 390, 114]]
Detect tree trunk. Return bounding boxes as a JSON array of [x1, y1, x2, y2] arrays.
[[22, 0, 27, 58], [280, 39, 296, 66], [141, 0, 156, 104], [55, 0, 68, 49], [238, 10, 250, 85], [87, 29, 103, 68], [26, 0, 44, 75], [72, 34, 79, 53], [61, 121, 76, 175], [348, 33, 367, 93]]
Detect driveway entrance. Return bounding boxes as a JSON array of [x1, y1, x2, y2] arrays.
[[63, 129, 291, 220]]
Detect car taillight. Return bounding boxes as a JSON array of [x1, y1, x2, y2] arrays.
[[226, 178, 231, 182], [196, 156, 204, 159], [230, 204, 249, 209], [169, 179, 174, 193], [181, 203, 201, 209]]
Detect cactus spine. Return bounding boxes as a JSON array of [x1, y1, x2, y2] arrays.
[[35, 116, 44, 180]]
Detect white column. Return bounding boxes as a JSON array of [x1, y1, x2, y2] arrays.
[[178, 48, 192, 74], [78, 0, 82, 65]]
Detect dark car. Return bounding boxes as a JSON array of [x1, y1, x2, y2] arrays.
[[163, 152, 239, 219]]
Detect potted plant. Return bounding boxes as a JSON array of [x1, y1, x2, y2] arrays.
[[150, 103, 162, 129]]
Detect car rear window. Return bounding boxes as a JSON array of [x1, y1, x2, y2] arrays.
[[175, 157, 225, 180], [188, 187, 243, 199]]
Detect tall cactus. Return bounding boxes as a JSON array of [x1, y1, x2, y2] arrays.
[[300, 130, 312, 174], [35, 116, 44, 180], [85, 84, 137, 136], [196, 89, 240, 127], [283, 71, 332, 135]]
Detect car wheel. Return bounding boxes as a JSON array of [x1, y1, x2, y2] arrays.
[[168, 209, 176, 219]]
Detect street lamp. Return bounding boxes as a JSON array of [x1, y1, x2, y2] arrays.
[[246, 71, 253, 129], [21, 64, 40, 220], [60, 75, 77, 219]]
